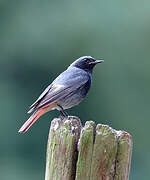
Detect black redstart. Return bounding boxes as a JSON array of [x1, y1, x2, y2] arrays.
[[18, 56, 104, 133]]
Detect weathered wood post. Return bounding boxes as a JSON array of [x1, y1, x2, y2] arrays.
[[45, 116, 132, 180]]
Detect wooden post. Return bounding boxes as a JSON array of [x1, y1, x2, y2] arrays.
[[45, 117, 132, 180]]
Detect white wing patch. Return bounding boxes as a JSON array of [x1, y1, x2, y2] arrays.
[[52, 84, 65, 92]]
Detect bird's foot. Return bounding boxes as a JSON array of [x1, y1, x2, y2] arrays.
[[57, 104, 69, 119]]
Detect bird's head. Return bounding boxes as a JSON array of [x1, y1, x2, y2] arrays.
[[69, 56, 104, 72]]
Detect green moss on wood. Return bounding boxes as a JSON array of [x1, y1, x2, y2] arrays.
[[90, 124, 118, 180], [115, 131, 132, 180], [75, 121, 95, 180], [45, 116, 81, 180], [45, 118, 132, 180]]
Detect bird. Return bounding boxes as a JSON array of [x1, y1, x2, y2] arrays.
[[18, 56, 104, 133]]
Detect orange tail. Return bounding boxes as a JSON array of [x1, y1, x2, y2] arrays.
[[18, 108, 47, 133]]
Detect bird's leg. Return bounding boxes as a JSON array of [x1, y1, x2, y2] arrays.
[[57, 105, 69, 118]]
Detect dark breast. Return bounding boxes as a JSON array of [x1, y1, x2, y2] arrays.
[[78, 77, 92, 98]]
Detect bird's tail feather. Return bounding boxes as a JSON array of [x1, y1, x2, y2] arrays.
[[18, 109, 46, 133]]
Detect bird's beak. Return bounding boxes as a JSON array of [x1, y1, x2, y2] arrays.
[[89, 59, 104, 65], [95, 59, 104, 64]]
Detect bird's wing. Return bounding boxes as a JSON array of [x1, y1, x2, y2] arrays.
[[28, 67, 90, 113], [29, 84, 52, 108]]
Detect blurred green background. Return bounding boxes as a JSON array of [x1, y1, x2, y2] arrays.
[[0, 0, 150, 179]]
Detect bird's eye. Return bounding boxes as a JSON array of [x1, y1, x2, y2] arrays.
[[85, 59, 91, 63]]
